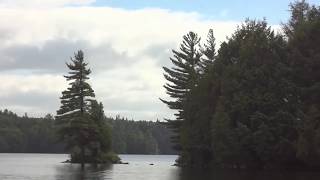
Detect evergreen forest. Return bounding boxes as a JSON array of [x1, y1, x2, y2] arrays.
[[0, 110, 175, 155], [161, 1, 320, 170], [0, 0, 319, 170]]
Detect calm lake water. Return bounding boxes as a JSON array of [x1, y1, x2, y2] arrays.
[[1, 153, 320, 180]]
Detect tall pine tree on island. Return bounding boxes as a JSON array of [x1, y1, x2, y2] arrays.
[[55, 50, 119, 164]]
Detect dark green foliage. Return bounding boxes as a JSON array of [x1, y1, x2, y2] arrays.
[[89, 101, 112, 155], [111, 117, 176, 154], [210, 20, 300, 169], [161, 1, 320, 170], [160, 31, 202, 114], [0, 110, 175, 155], [284, 0, 320, 168], [160, 31, 203, 163], [200, 29, 216, 74], [55, 50, 115, 164], [0, 110, 64, 153]]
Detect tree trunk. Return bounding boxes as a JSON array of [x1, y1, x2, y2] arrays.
[[81, 146, 85, 168]]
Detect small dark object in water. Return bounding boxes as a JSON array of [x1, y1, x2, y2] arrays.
[[118, 162, 129, 164], [149, 163, 154, 165]]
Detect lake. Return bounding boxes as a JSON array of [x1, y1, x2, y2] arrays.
[[1, 154, 320, 180]]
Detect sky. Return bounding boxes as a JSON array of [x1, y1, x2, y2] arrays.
[[0, 0, 317, 121]]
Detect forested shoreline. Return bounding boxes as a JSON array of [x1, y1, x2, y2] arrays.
[[0, 0, 319, 171], [0, 110, 175, 155], [161, 1, 320, 170]]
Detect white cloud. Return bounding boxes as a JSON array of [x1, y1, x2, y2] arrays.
[[0, 7, 238, 52], [0, 74, 65, 95], [0, 73, 66, 117], [0, 0, 95, 8], [0, 6, 240, 120]]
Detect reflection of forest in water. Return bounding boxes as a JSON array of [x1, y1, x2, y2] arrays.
[[55, 164, 112, 180], [1, 154, 320, 180], [54, 163, 320, 180], [180, 169, 320, 180]]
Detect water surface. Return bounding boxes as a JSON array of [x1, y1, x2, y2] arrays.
[[1, 153, 320, 180], [0, 154, 179, 180]]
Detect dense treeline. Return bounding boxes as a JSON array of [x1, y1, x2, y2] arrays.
[[0, 111, 64, 153], [162, 1, 320, 169], [0, 110, 175, 154], [111, 116, 175, 154]]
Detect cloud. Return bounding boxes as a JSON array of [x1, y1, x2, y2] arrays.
[[0, 6, 240, 120], [0, 73, 65, 116], [0, 74, 65, 95], [0, 91, 59, 116], [0, 39, 133, 73], [0, 0, 95, 8]]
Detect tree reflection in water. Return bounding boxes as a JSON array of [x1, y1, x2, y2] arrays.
[[179, 168, 320, 180], [55, 163, 112, 180]]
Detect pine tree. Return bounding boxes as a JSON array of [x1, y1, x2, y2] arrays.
[[200, 29, 216, 74], [160, 31, 202, 163], [89, 100, 112, 159], [55, 50, 96, 164], [161, 31, 202, 114]]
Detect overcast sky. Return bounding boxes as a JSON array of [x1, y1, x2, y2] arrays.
[[0, 0, 316, 120]]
